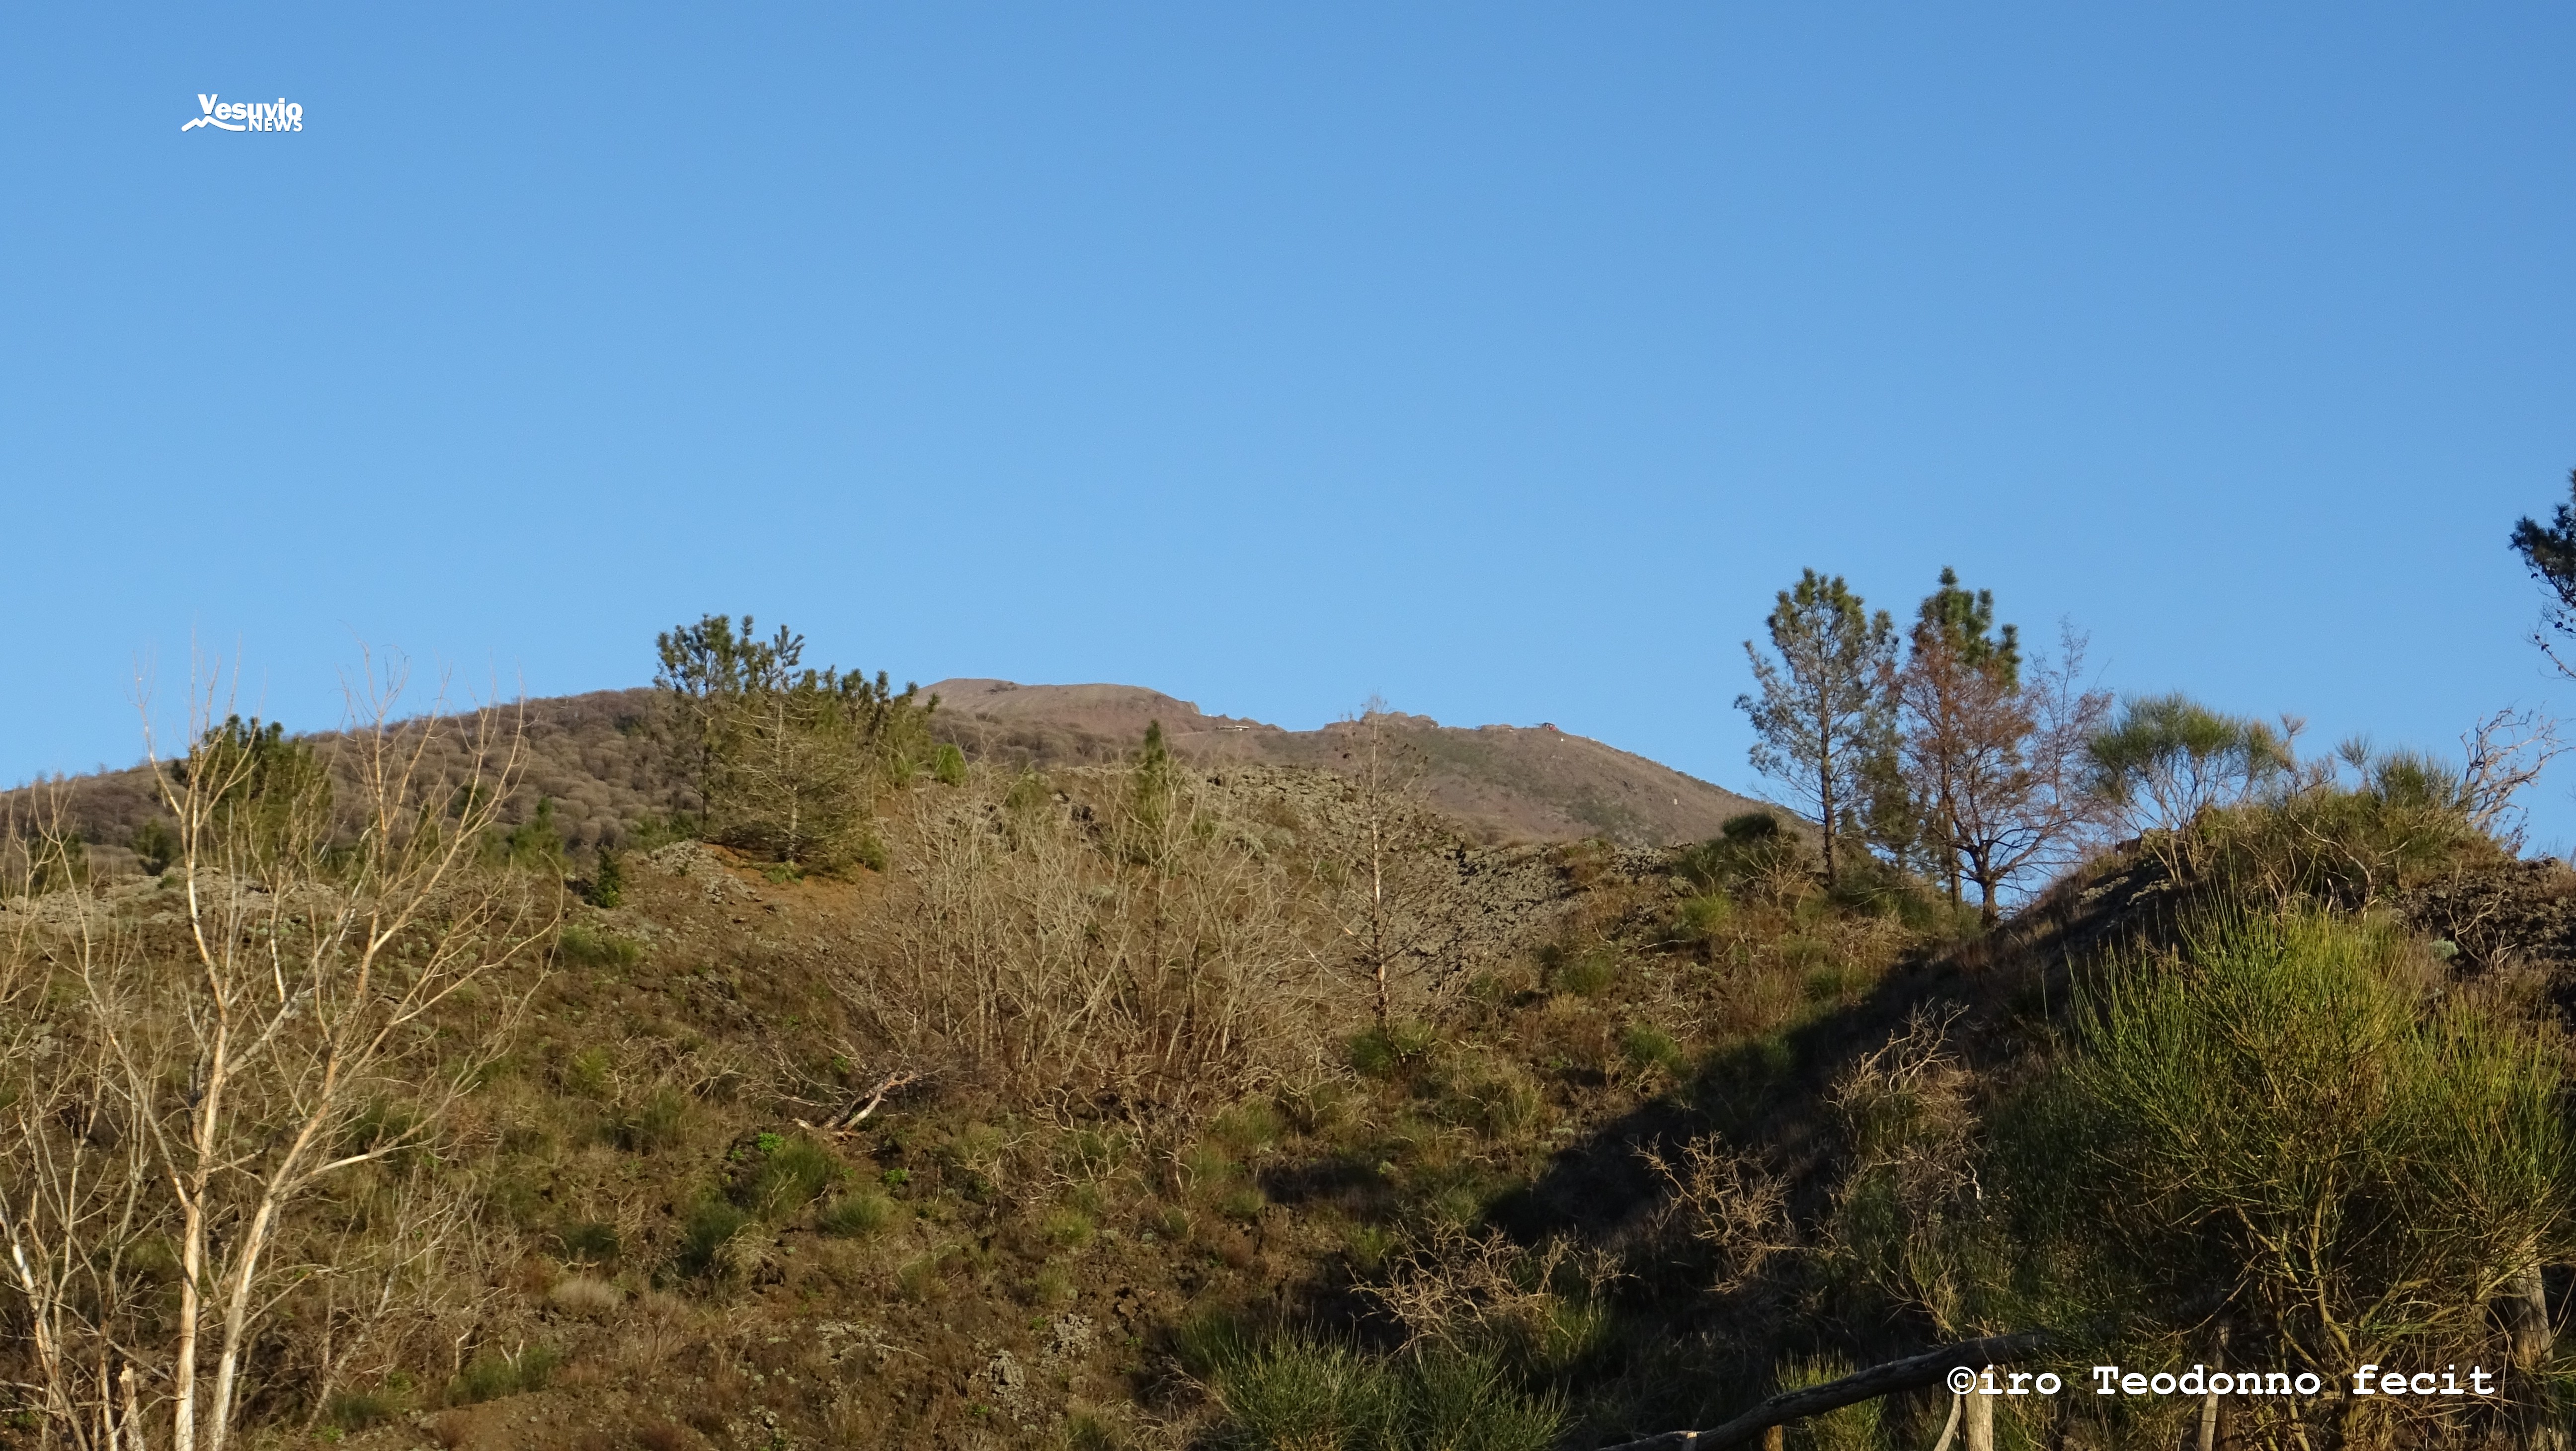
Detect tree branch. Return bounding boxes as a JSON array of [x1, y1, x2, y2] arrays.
[[1590, 1330, 2060, 1451]]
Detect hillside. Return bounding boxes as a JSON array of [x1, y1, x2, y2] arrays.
[[14, 682, 1785, 875], [7, 668, 2566, 1451], [925, 679, 1778, 848]]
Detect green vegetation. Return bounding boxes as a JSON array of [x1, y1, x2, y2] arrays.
[[652, 612, 933, 870], [1184, 1320, 1564, 1451], [1736, 569, 1895, 882], [9, 550, 2576, 1450]]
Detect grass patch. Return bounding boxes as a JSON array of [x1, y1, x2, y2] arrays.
[[1041, 1206, 1098, 1248], [1801, 963, 1859, 1003], [1211, 1099, 1285, 1154], [324, 1385, 406, 1432], [1620, 1024, 1688, 1078], [1349, 1021, 1439, 1079], [447, 1344, 559, 1405], [1199, 1332, 1561, 1451], [739, 1134, 839, 1219], [675, 1201, 751, 1279], [605, 1088, 690, 1153], [1550, 947, 1619, 997], [557, 923, 643, 969], [555, 1219, 620, 1265], [817, 1191, 898, 1238]]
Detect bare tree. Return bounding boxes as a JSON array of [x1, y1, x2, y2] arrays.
[[1898, 626, 2111, 924], [0, 653, 552, 1451], [2457, 706, 2568, 852], [1323, 700, 1450, 1027]]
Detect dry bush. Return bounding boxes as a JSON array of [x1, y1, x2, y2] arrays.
[[1828, 1002, 1974, 1170], [1368, 1224, 1620, 1368], [1640, 1136, 1796, 1294], [1818, 1004, 1993, 1333], [848, 760, 1352, 1121]]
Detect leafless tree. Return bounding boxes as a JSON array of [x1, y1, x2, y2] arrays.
[[1896, 624, 2111, 924], [1323, 700, 1452, 1027], [2457, 707, 2567, 853], [0, 652, 552, 1451]]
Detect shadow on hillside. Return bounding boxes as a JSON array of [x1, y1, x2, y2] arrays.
[[1486, 856, 2173, 1250]]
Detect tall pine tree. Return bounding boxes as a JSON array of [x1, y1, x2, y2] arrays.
[[1737, 570, 1895, 882]]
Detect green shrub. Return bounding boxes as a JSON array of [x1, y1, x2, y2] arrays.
[[1620, 1024, 1687, 1078], [1172, 1308, 1256, 1379], [2189, 759, 2491, 912], [1277, 1081, 1355, 1137], [1349, 1021, 1440, 1079], [500, 798, 566, 872], [1670, 891, 1734, 945], [740, 1134, 839, 1219], [675, 1201, 752, 1279], [896, 1249, 950, 1302], [1201, 1334, 1562, 1451], [29, 832, 87, 893], [1777, 1355, 1881, 1451], [1343, 1223, 1397, 1275], [557, 922, 643, 969], [585, 846, 625, 907], [555, 1220, 621, 1264], [448, 1344, 559, 1405], [605, 1088, 689, 1152], [1040, 1206, 1098, 1248], [1449, 1065, 1547, 1140], [2007, 912, 2572, 1389], [1062, 1126, 1134, 1178], [1551, 948, 1618, 997], [1210, 1099, 1285, 1154], [624, 812, 698, 852], [1801, 964, 1858, 1003], [1210, 1336, 1391, 1450], [1676, 812, 1807, 890], [130, 819, 179, 876], [817, 1191, 898, 1238], [324, 1387, 404, 1431], [933, 742, 968, 786], [563, 1047, 613, 1099], [1179, 1144, 1240, 1197]]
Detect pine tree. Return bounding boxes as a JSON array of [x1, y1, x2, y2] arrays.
[[2510, 468, 2576, 677], [1737, 570, 1896, 882], [1898, 567, 2021, 906]]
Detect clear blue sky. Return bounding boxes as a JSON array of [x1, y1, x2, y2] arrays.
[[7, 6, 2576, 844]]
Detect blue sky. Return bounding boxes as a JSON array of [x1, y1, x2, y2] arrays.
[[6, 5, 2576, 844]]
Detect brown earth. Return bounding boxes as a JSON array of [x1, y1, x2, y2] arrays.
[[926, 679, 1782, 849], [15, 681, 1787, 876]]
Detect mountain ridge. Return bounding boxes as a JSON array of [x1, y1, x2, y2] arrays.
[[10, 679, 1788, 873], [924, 677, 1782, 848]]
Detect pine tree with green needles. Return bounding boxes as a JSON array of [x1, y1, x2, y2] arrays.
[[1737, 570, 1896, 883], [590, 845, 626, 908], [2510, 467, 2576, 677]]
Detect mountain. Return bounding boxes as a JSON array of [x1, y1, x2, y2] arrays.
[[11, 681, 1784, 876], [925, 678, 1781, 847]]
